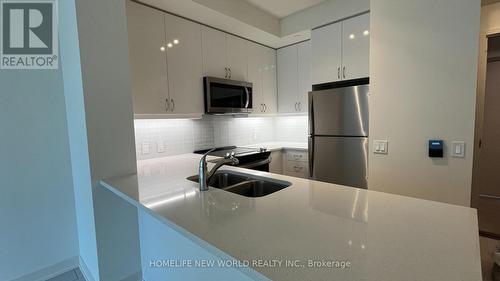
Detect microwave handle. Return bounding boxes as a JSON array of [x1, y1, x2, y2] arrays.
[[244, 86, 250, 109]]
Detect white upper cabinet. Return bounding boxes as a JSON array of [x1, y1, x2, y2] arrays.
[[312, 22, 342, 85], [247, 43, 277, 115], [201, 26, 227, 79], [312, 13, 370, 85], [226, 35, 248, 81], [278, 40, 311, 114], [297, 40, 312, 112], [278, 44, 298, 113], [342, 13, 370, 80], [202, 27, 249, 81], [247, 43, 264, 113], [127, 2, 278, 118], [126, 1, 169, 115], [262, 47, 277, 114], [164, 13, 204, 115]]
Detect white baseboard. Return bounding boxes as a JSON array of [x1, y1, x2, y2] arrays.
[[11, 256, 79, 281], [79, 257, 141, 281]]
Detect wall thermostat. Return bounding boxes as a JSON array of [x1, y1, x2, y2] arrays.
[[429, 140, 444, 158]]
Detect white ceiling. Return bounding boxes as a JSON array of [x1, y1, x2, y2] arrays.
[[245, 0, 325, 18]]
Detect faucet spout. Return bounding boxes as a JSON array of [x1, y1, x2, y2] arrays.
[[199, 149, 239, 191]]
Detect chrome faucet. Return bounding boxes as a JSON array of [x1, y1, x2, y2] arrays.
[[199, 149, 239, 191]]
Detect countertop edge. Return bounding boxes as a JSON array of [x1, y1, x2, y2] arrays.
[[99, 179, 271, 281]]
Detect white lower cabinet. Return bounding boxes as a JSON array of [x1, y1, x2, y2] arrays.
[[268, 150, 309, 179], [283, 150, 309, 179], [269, 151, 283, 174]]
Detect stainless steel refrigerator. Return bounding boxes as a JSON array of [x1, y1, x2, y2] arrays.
[[308, 84, 369, 189]]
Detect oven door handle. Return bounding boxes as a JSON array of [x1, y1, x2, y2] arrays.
[[244, 86, 250, 109], [237, 157, 271, 169]]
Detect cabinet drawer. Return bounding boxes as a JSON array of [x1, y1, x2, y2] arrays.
[[286, 150, 308, 162], [285, 160, 308, 174], [283, 170, 308, 179]]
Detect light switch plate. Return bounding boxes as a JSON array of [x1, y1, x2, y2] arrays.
[[451, 141, 465, 158], [157, 142, 165, 153], [374, 140, 388, 154], [142, 142, 150, 154]]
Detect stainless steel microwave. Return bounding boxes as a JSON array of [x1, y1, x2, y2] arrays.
[[203, 77, 253, 114]]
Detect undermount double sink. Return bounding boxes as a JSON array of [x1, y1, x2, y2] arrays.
[[187, 170, 291, 197]]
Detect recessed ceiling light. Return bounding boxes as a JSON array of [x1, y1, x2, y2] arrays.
[[160, 46, 165, 51], [167, 43, 173, 48], [363, 30, 370, 36], [349, 34, 355, 39], [173, 39, 179, 44]]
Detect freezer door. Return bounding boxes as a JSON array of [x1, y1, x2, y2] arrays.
[[309, 136, 368, 188], [309, 85, 369, 136]]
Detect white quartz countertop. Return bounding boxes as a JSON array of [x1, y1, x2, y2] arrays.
[[101, 153, 481, 281]]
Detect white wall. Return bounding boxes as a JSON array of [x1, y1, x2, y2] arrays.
[[59, 1, 100, 279], [73, 0, 142, 280], [369, 0, 481, 206], [280, 0, 370, 37], [0, 24, 78, 281]]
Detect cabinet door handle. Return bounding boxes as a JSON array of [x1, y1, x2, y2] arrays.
[[260, 104, 264, 112], [224, 67, 228, 78], [165, 98, 170, 112], [343, 66, 346, 79], [171, 98, 175, 111], [295, 102, 298, 111], [264, 104, 267, 112], [337, 67, 340, 79], [228, 68, 231, 79], [298, 102, 301, 111]]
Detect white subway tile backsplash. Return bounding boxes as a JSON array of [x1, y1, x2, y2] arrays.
[[134, 115, 308, 160], [274, 116, 309, 143]]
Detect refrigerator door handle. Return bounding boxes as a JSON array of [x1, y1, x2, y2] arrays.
[[308, 93, 314, 135], [308, 137, 314, 179]]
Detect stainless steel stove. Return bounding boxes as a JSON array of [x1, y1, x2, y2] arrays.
[[194, 146, 271, 172]]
